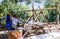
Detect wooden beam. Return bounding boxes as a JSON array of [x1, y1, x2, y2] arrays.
[[44, 7, 57, 10], [56, 2, 60, 25], [17, 7, 57, 12]]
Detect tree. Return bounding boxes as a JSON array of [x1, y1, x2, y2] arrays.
[[44, 0, 60, 23], [0, 0, 30, 26]]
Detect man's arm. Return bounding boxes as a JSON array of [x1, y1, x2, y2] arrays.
[[17, 20, 22, 24]]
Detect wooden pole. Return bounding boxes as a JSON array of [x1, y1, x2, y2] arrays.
[[38, 5, 48, 22], [38, 5, 52, 32], [32, 0, 34, 21], [56, 2, 59, 25], [17, 7, 56, 12]]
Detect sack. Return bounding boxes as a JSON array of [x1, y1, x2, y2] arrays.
[[8, 30, 22, 39]]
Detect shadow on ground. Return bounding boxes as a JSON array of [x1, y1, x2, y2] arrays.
[[0, 34, 8, 39]]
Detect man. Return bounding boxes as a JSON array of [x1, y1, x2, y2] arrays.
[[11, 14, 21, 29], [6, 12, 12, 30]]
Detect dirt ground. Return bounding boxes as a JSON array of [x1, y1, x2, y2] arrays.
[[0, 24, 60, 39], [0, 34, 8, 39]]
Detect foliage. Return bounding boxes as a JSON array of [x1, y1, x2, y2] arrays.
[[45, 10, 57, 22], [0, 0, 30, 25], [44, 0, 60, 23], [0, 0, 60, 26]]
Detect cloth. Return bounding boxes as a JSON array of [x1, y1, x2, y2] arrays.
[[6, 14, 10, 22]]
